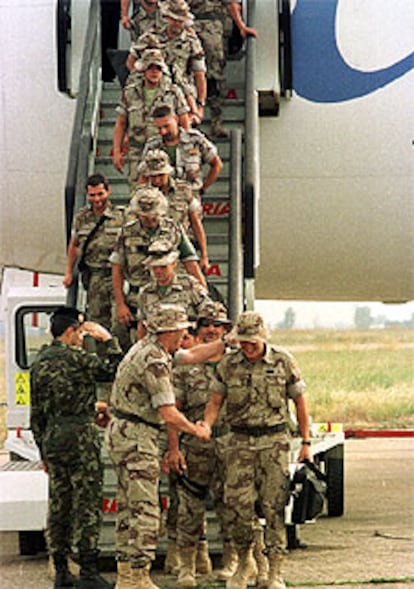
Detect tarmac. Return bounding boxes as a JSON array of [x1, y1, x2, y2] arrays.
[[0, 437, 413, 588]]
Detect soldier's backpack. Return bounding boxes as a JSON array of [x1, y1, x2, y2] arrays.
[[290, 460, 327, 523]]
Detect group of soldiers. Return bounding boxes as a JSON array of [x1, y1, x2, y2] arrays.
[[30, 2, 313, 589]]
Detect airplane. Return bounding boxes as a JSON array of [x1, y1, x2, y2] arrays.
[[0, 0, 413, 305]]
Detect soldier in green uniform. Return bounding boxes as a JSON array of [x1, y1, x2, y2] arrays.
[[30, 307, 123, 589], [112, 48, 190, 189], [63, 174, 125, 332], [106, 303, 224, 589], [203, 311, 312, 589]]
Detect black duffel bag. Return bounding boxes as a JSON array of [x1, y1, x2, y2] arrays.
[[290, 459, 327, 523]]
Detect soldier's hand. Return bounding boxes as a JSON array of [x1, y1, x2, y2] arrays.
[[194, 421, 211, 442], [168, 449, 187, 475], [117, 303, 135, 326], [121, 15, 131, 30], [82, 321, 112, 342], [62, 272, 73, 288], [298, 445, 312, 463], [112, 150, 125, 174], [200, 255, 209, 273], [95, 401, 111, 428], [41, 460, 48, 474]]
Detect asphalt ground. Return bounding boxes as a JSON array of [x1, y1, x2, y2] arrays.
[[0, 437, 413, 588]]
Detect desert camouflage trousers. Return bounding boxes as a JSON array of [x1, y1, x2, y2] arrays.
[[86, 272, 114, 330], [44, 425, 103, 555], [105, 418, 160, 566], [176, 434, 231, 547], [127, 144, 145, 191], [193, 19, 225, 82], [223, 431, 291, 555]]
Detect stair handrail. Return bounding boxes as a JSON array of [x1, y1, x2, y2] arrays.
[[228, 129, 244, 322], [64, 0, 102, 306], [244, 0, 260, 310]]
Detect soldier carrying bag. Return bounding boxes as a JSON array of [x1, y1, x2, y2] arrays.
[[289, 459, 327, 523], [77, 215, 107, 290]]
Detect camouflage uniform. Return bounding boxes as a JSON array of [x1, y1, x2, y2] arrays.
[[129, 1, 165, 42], [142, 127, 218, 194], [138, 272, 210, 323], [105, 304, 190, 567], [30, 338, 122, 556], [131, 25, 206, 100], [73, 203, 125, 329], [174, 360, 230, 548], [131, 176, 202, 234], [109, 216, 198, 311], [117, 71, 189, 188], [215, 343, 306, 555]]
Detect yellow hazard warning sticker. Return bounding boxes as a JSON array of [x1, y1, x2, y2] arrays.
[[15, 372, 30, 406]]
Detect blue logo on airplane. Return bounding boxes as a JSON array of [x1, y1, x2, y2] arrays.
[[292, 0, 414, 102]]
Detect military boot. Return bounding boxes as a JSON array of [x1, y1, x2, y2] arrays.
[[52, 553, 78, 588], [49, 554, 79, 582], [177, 545, 197, 588], [226, 546, 257, 589], [215, 541, 238, 580], [78, 551, 113, 589], [196, 539, 212, 575], [114, 561, 132, 589], [210, 98, 230, 139], [267, 553, 287, 589], [254, 526, 269, 588], [129, 565, 160, 589], [164, 538, 181, 575]]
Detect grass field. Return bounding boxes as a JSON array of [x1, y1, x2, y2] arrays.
[[270, 328, 414, 430], [0, 328, 413, 446]]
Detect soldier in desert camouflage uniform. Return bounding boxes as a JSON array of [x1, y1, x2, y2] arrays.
[[127, 0, 207, 123], [63, 174, 125, 332], [135, 149, 209, 270], [110, 186, 205, 348], [168, 302, 233, 587], [105, 303, 215, 589], [137, 239, 211, 338], [142, 103, 222, 199], [121, 0, 165, 42], [189, 0, 256, 137], [203, 311, 312, 589], [112, 48, 190, 189], [30, 307, 122, 589]]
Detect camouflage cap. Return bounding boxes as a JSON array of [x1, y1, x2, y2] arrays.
[[130, 186, 168, 216], [160, 0, 194, 23], [140, 149, 174, 176], [197, 301, 231, 325], [233, 311, 268, 343], [146, 303, 191, 333], [134, 48, 169, 74], [143, 238, 179, 266]]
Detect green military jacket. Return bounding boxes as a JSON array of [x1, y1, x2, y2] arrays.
[[30, 339, 122, 460]]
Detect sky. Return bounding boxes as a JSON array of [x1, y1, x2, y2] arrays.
[[255, 299, 414, 329]]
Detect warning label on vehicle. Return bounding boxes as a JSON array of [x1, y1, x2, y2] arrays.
[[15, 372, 30, 405]]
